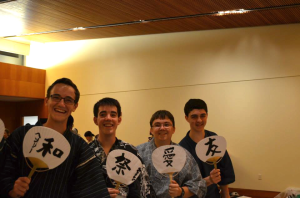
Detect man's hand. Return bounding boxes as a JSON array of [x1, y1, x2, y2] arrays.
[[9, 177, 31, 198], [169, 180, 182, 197], [205, 169, 221, 186], [107, 188, 120, 198], [210, 168, 221, 184]]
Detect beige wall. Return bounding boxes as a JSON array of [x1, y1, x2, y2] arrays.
[[0, 38, 30, 55], [27, 24, 300, 191]]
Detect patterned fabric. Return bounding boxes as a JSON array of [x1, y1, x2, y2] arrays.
[[0, 138, 6, 170], [137, 138, 207, 198], [89, 137, 156, 198], [0, 123, 110, 198], [179, 130, 235, 198]]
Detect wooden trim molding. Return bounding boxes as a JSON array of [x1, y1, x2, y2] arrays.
[[229, 188, 280, 198]]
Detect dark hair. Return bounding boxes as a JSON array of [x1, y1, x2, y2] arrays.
[[150, 110, 175, 127], [84, 131, 94, 137], [46, 78, 80, 104], [93, 97, 122, 117], [184, 99, 208, 116]]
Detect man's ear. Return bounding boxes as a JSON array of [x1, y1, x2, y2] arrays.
[[118, 116, 122, 125], [72, 103, 78, 112], [44, 97, 49, 105], [93, 117, 98, 125], [185, 115, 188, 122]]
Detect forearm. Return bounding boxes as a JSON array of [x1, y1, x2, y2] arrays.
[[204, 176, 213, 186], [182, 186, 194, 198], [220, 185, 230, 198]]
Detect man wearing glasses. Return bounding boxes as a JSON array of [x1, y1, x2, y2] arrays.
[[0, 78, 109, 198], [137, 110, 206, 198]]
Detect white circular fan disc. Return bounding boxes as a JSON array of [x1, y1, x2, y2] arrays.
[[23, 126, 70, 170], [106, 149, 143, 185], [195, 136, 227, 163], [0, 119, 4, 142], [152, 145, 186, 174]]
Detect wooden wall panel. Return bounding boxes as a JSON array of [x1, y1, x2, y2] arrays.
[[0, 100, 48, 134], [0, 101, 18, 133], [16, 100, 48, 125], [0, 62, 46, 98]]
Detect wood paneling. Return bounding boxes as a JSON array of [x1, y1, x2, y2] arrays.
[[0, 101, 18, 133], [1, 0, 300, 42], [0, 100, 48, 133], [0, 62, 45, 98], [229, 188, 280, 198]]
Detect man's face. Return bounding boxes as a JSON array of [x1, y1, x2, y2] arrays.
[[150, 118, 175, 144], [45, 83, 78, 125], [93, 105, 121, 136], [185, 109, 208, 133], [85, 136, 93, 142]]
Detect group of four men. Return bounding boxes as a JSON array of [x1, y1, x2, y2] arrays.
[[0, 78, 235, 198]]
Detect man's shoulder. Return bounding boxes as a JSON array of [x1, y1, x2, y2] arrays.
[[205, 130, 218, 136], [116, 139, 140, 155], [136, 142, 149, 150]]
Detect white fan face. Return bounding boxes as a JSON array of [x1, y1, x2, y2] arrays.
[[152, 145, 186, 174], [195, 136, 227, 164], [23, 126, 70, 170], [0, 119, 4, 142], [106, 149, 142, 185]]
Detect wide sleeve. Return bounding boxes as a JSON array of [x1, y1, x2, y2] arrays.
[[181, 151, 207, 198], [0, 127, 26, 197], [218, 150, 235, 185], [69, 139, 110, 198]]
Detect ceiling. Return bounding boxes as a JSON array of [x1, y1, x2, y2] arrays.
[[0, 0, 300, 43]]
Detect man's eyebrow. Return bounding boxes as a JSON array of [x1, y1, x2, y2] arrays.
[[99, 111, 107, 114]]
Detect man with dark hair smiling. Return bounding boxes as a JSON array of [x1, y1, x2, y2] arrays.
[[179, 99, 235, 198], [137, 110, 206, 198], [90, 97, 156, 198], [0, 78, 109, 198]]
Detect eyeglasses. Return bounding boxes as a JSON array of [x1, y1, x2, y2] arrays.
[[151, 123, 173, 129], [50, 94, 75, 105]]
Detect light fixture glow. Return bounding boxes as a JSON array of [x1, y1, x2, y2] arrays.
[[217, 9, 247, 16]]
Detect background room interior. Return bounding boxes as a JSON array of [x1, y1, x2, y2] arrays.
[[1, 1, 300, 196]]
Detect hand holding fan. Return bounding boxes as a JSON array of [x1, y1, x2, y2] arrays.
[[23, 126, 70, 178], [152, 145, 186, 198], [106, 149, 143, 190], [195, 136, 227, 169]]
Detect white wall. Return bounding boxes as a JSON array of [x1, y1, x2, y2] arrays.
[[27, 23, 300, 191]]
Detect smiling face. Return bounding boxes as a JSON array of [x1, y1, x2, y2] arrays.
[[150, 118, 175, 146], [93, 105, 121, 136], [185, 109, 208, 133], [45, 83, 78, 126]]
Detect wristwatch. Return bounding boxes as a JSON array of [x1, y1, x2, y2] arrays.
[[179, 187, 185, 197]]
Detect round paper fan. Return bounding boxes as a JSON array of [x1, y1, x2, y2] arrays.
[[0, 119, 4, 142], [106, 149, 143, 186], [152, 145, 186, 174], [195, 136, 227, 165], [23, 126, 71, 172]]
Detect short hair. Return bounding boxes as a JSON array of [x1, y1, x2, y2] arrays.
[[84, 131, 94, 137], [184, 99, 208, 116], [93, 97, 122, 117], [150, 110, 175, 127], [46, 78, 80, 104]]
